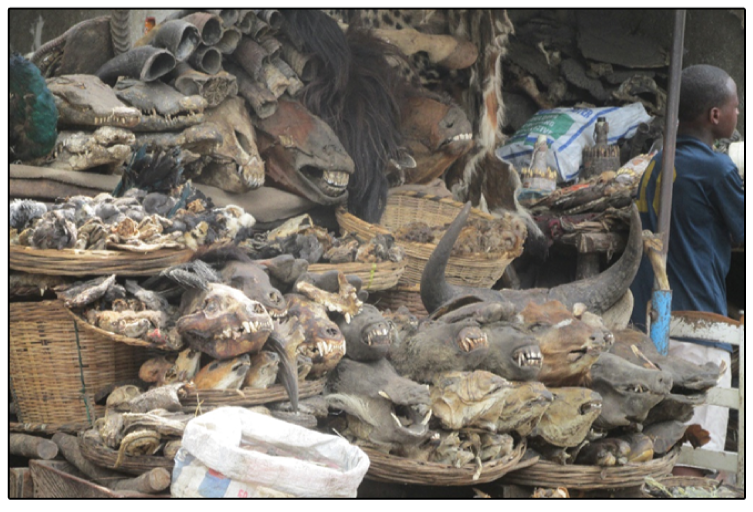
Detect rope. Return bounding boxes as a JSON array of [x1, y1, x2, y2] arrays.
[[73, 320, 93, 426]]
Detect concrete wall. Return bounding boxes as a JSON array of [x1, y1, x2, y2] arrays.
[[8, 8, 745, 135]]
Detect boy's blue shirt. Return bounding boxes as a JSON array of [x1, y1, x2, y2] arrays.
[[629, 135, 745, 351]]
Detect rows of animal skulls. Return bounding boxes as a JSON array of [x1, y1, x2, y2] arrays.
[[60, 205, 721, 475]]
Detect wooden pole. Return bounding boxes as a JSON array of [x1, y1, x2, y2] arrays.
[[656, 9, 686, 257], [10, 433, 59, 460]]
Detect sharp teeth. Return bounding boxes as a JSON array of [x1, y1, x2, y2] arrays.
[[378, 390, 391, 400], [390, 412, 403, 428], [421, 410, 432, 425]]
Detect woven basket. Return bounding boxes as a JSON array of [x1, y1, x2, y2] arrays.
[[308, 259, 406, 292], [362, 438, 529, 486], [9, 301, 148, 426], [337, 190, 521, 289], [368, 285, 428, 317], [79, 429, 174, 476], [502, 448, 679, 490], [179, 378, 326, 409], [10, 245, 192, 276], [64, 307, 174, 351]]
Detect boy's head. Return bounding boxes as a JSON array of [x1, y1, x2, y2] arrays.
[[679, 64, 739, 139]]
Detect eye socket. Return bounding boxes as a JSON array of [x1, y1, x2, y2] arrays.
[[205, 299, 218, 312], [529, 322, 550, 332]]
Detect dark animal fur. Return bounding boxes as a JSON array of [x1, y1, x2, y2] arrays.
[[282, 10, 408, 223]]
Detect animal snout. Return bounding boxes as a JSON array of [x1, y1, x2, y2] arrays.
[[325, 327, 340, 337]]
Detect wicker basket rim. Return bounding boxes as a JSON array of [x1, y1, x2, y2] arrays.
[[503, 447, 680, 489], [10, 244, 193, 259], [63, 305, 173, 351], [180, 378, 326, 407], [336, 209, 517, 260], [361, 437, 527, 486], [386, 189, 497, 220]]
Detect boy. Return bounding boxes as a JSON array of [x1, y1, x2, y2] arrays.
[[629, 64, 744, 474]]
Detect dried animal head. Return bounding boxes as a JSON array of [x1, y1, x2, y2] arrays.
[[198, 96, 265, 192], [496, 381, 554, 436], [610, 328, 721, 393], [285, 293, 346, 378], [243, 351, 280, 389], [326, 358, 431, 451], [478, 321, 543, 382], [389, 319, 489, 384], [336, 304, 397, 362], [46, 74, 140, 128], [589, 352, 672, 430], [255, 99, 354, 206], [49, 126, 135, 173], [194, 354, 251, 390], [398, 91, 473, 184], [532, 387, 603, 447], [518, 300, 613, 387], [177, 283, 274, 359], [430, 370, 513, 431], [113, 78, 207, 131]]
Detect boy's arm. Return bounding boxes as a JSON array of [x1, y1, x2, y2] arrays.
[[712, 164, 745, 244]]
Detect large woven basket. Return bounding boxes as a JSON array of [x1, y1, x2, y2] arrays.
[[9, 301, 148, 426], [308, 259, 406, 292], [501, 448, 679, 490], [362, 438, 530, 486], [337, 190, 521, 289], [10, 245, 192, 276]]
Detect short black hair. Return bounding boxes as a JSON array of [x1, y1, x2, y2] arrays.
[[678, 64, 733, 122]]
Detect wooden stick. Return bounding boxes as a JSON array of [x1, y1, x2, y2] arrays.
[[109, 467, 171, 494], [51, 433, 125, 487], [10, 433, 59, 460]]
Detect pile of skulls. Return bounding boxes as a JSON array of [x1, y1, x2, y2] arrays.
[[27, 9, 342, 198], [9, 189, 254, 252], [239, 213, 405, 265]]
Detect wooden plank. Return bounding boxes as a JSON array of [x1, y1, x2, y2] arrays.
[[669, 312, 743, 346], [677, 446, 739, 473], [9, 468, 34, 498], [559, 232, 626, 255], [29, 460, 167, 499], [706, 387, 740, 410]]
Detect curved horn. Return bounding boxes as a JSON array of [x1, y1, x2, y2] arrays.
[[421, 203, 644, 316], [181, 12, 223, 46], [189, 45, 222, 75], [545, 203, 643, 314], [95, 46, 176, 85], [420, 202, 473, 314], [215, 26, 241, 54], [146, 19, 201, 62]]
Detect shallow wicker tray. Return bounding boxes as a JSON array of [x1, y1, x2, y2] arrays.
[[309, 259, 406, 292], [362, 438, 530, 486], [336, 191, 521, 289], [64, 307, 174, 351], [79, 429, 174, 476], [179, 378, 326, 409], [502, 448, 679, 490], [10, 245, 192, 276]]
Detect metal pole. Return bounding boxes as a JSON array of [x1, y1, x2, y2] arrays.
[[657, 9, 686, 257], [649, 9, 685, 355]]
